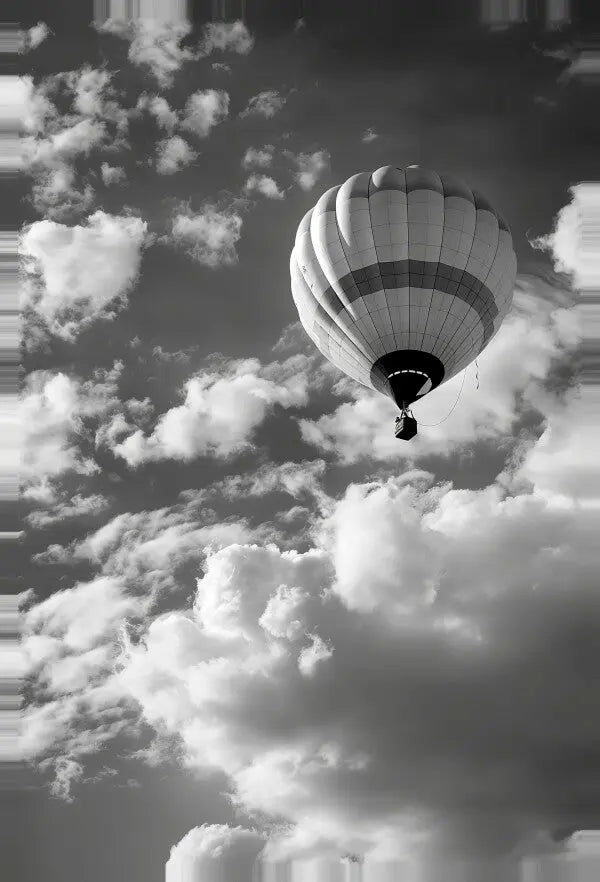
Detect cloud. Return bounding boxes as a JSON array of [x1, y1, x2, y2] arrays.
[[181, 89, 229, 138], [300, 280, 579, 463], [26, 494, 110, 530], [22, 21, 52, 52], [242, 145, 275, 169], [99, 19, 197, 89], [30, 166, 96, 221], [25, 116, 107, 167], [26, 577, 143, 657], [21, 211, 147, 340], [241, 90, 286, 119], [361, 127, 379, 143], [243, 173, 284, 200], [22, 68, 129, 218], [21, 367, 121, 499], [100, 162, 125, 186], [530, 183, 600, 291], [166, 825, 265, 882], [111, 355, 313, 465], [169, 203, 243, 267], [286, 149, 330, 191], [210, 459, 328, 506], [199, 21, 254, 57], [116, 444, 598, 859], [155, 135, 198, 175], [136, 93, 178, 132], [22, 493, 261, 793]]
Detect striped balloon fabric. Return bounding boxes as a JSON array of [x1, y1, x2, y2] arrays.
[[290, 165, 517, 410]]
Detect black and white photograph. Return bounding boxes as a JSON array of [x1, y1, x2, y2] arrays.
[[6, 1, 600, 880]]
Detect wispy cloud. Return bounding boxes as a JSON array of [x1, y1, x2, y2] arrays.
[[181, 89, 229, 138], [241, 90, 286, 119], [285, 149, 330, 191], [243, 173, 284, 200], [168, 203, 243, 268], [241, 144, 275, 169], [155, 135, 197, 175]]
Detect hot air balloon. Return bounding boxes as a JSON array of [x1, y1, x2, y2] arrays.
[[290, 165, 517, 439]]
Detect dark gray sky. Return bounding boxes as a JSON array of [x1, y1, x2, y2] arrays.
[[16, 2, 599, 881]]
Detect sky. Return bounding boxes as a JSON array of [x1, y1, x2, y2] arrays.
[[12, 2, 600, 881]]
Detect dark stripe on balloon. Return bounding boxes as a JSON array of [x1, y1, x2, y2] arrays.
[[321, 258, 499, 347]]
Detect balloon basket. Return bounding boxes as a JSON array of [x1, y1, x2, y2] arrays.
[[394, 413, 418, 441]]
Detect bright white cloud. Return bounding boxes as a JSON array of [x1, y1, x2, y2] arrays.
[[112, 355, 313, 465], [26, 577, 142, 656], [21, 211, 147, 340], [21, 367, 121, 497], [286, 149, 330, 191], [531, 183, 600, 291], [156, 135, 197, 175], [136, 93, 178, 132], [99, 19, 197, 89], [21, 67, 129, 218], [199, 21, 254, 56], [166, 825, 264, 882], [243, 173, 284, 200], [241, 90, 286, 119], [300, 280, 579, 463], [25, 116, 107, 168], [116, 452, 597, 858], [169, 203, 243, 267], [242, 144, 275, 169], [361, 127, 379, 143], [181, 89, 229, 138]]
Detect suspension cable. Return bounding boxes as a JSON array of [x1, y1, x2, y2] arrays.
[[415, 363, 470, 428]]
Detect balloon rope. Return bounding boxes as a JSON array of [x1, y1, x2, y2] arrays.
[[415, 365, 469, 427]]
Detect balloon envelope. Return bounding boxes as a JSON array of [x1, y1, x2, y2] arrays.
[[290, 165, 517, 410]]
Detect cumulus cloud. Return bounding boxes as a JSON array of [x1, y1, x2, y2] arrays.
[[136, 93, 178, 132], [243, 173, 284, 200], [22, 21, 52, 52], [199, 21, 254, 57], [21, 366, 122, 499], [530, 183, 600, 291], [22, 493, 261, 797], [111, 355, 314, 466], [21, 211, 147, 340], [99, 19, 197, 89], [285, 149, 330, 191], [166, 825, 265, 882], [115, 448, 598, 860], [241, 90, 286, 119], [100, 162, 125, 186], [181, 89, 229, 138], [242, 144, 275, 169], [22, 68, 129, 218], [169, 203, 243, 267], [155, 135, 197, 175], [300, 280, 579, 463]]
